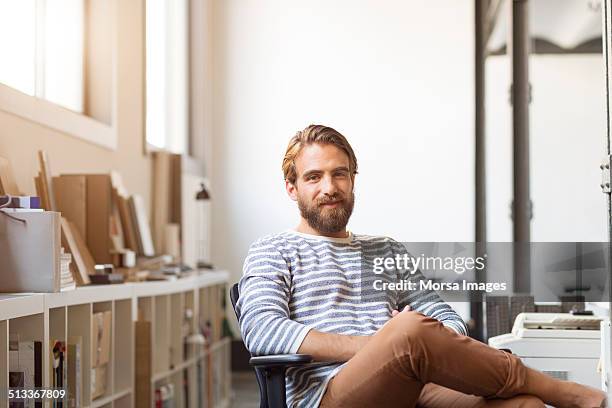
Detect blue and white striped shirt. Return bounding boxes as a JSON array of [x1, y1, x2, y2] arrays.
[[237, 230, 468, 407]]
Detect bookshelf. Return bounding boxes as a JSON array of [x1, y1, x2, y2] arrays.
[[0, 270, 231, 408]]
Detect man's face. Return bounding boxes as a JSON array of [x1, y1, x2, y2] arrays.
[[286, 143, 355, 234]]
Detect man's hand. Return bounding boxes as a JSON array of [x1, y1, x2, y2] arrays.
[[297, 305, 412, 362], [391, 304, 411, 317], [297, 330, 370, 362]]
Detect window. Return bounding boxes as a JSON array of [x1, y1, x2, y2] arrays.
[[0, 0, 117, 149], [146, 0, 189, 154], [0, 0, 85, 113]]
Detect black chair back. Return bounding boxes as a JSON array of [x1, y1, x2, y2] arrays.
[[229, 283, 271, 408], [230, 283, 240, 320]]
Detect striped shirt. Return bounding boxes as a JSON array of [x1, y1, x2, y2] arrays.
[[236, 230, 468, 408]]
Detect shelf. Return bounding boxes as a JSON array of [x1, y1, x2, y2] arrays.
[[152, 356, 199, 383], [0, 294, 44, 321], [131, 271, 229, 297], [0, 271, 229, 321], [91, 388, 132, 408], [0, 270, 231, 408], [46, 282, 133, 308]]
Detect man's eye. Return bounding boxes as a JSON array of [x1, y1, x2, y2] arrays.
[[334, 172, 348, 178], [306, 175, 320, 181]]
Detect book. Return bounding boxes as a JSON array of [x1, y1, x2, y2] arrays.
[[90, 364, 107, 400], [51, 341, 65, 408], [8, 335, 24, 408], [8, 371, 25, 408], [92, 312, 112, 367], [67, 337, 82, 408], [129, 195, 155, 257], [16, 340, 42, 408]]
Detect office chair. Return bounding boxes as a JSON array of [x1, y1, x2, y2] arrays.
[[230, 283, 314, 408]]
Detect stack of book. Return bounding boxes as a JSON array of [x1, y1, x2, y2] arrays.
[[60, 250, 76, 292]]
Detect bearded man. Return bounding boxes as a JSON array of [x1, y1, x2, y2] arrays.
[[236, 124, 605, 408]]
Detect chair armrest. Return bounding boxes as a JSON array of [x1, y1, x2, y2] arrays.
[[249, 354, 313, 367], [250, 354, 314, 408]]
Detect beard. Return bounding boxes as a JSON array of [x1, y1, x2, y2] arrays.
[[297, 191, 355, 235]]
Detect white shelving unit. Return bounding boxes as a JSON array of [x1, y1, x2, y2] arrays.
[[0, 271, 231, 408]]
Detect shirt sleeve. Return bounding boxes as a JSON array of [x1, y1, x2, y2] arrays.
[[236, 240, 312, 356], [392, 242, 469, 336]]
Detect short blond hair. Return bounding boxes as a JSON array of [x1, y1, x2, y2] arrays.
[[282, 124, 358, 185]]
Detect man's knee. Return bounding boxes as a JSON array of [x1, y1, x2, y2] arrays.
[[507, 395, 545, 408], [384, 311, 431, 344]]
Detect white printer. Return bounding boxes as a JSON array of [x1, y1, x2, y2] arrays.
[[489, 313, 603, 388]]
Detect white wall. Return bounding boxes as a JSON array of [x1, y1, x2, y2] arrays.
[[486, 54, 607, 242], [210, 0, 476, 291]]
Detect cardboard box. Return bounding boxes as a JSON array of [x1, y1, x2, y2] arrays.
[[91, 311, 111, 367], [90, 363, 107, 400]]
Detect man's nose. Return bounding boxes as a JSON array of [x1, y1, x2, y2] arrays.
[[320, 174, 338, 196]]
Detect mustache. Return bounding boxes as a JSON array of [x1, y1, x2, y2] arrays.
[[317, 194, 344, 205]]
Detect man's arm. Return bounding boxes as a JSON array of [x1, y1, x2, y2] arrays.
[[297, 330, 370, 362], [237, 241, 312, 356], [238, 240, 371, 362]]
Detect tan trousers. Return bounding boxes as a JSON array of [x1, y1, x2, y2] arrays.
[[319, 311, 545, 408]]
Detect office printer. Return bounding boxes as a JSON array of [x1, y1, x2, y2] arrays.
[[489, 313, 602, 388]]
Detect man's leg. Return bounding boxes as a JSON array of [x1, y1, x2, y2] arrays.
[[416, 383, 544, 408], [319, 311, 602, 408]]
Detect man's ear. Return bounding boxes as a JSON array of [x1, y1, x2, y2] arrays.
[[285, 180, 298, 201]]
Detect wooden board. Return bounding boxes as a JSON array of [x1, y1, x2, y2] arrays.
[[38, 151, 56, 211], [34, 174, 50, 211], [152, 152, 171, 254], [0, 156, 20, 195], [110, 171, 136, 251], [53, 175, 87, 239], [116, 194, 138, 252], [86, 174, 112, 264], [60, 218, 92, 285], [170, 154, 182, 225], [135, 321, 152, 408]]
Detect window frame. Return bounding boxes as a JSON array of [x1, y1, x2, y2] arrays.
[[144, 0, 208, 177], [0, 0, 118, 150]]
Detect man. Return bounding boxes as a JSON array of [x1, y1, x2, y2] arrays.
[[236, 125, 605, 407]]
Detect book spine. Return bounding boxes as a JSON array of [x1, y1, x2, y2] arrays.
[[34, 341, 42, 408]]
